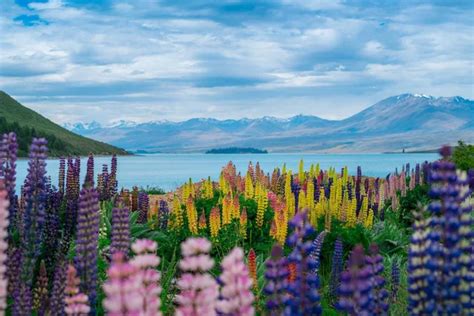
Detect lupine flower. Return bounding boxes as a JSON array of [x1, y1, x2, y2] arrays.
[[176, 237, 219, 316], [0, 182, 8, 314], [264, 245, 288, 313], [109, 154, 118, 196], [329, 238, 343, 302], [84, 153, 94, 188], [110, 207, 130, 256], [408, 147, 474, 315], [138, 192, 149, 224], [1, 132, 18, 229], [131, 187, 139, 212], [390, 260, 400, 302], [336, 245, 372, 315], [49, 259, 67, 316], [366, 244, 389, 314], [247, 248, 257, 291], [209, 207, 221, 238], [58, 156, 65, 196], [33, 260, 49, 314], [75, 187, 100, 313], [198, 211, 207, 230], [158, 200, 169, 230], [284, 211, 322, 316], [309, 230, 327, 275], [185, 196, 198, 234], [130, 239, 162, 315], [103, 252, 142, 315], [64, 264, 90, 316], [20, 138, 48, 313], [239, 208, 247, 239], [217, 247, 255, 316]]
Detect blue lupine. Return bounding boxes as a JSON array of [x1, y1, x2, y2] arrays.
[[264, 244, 289, 314], [75, 187, 100, 313], [158, 200, 169, 229], [138, 191, 149, 224], [390, 260, 400, 302], [284, 211, 322, 316], [309, 230, 327, 275], [366, 244, 389, 315], [329, 238, 344, 302]]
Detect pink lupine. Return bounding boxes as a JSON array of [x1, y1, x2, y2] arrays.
[[0, 183, 9, 314], [64, 264, 90, 316], [103, 252, 142, 315], [176, 237, 219, 316], [130, 239, 162, 316], [217, 247, 255, 316]]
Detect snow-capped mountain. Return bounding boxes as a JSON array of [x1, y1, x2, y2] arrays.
[[64, 94, 474, 153]]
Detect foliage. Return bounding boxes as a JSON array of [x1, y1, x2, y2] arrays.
[[452, 140, 474, 171]]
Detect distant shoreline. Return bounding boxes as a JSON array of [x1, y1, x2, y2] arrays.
[[205, 147, 268, 154]]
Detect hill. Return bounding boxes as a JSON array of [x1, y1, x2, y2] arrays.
[[66, 93, 474, 153], [0, 91, 128, 157]]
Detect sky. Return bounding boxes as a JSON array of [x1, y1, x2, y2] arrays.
[[1, 0, 473, 124]]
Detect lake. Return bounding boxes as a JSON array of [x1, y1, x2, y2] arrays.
[[15, 153, 438, 192]]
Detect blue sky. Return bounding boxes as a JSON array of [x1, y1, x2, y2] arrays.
[[1, 0, 473, 124]]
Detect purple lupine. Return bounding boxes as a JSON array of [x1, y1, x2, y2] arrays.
[[44, 191, 62, 277], [390, 260, 400, 302], [21, 138, 48, 314], [158, 200, 169, 230], [336, 245, 372, 315], [408, 146, 474, 315], [309, 230, 327, 275], [49, 259, 67, 316], [1, 132, 18, 230], [98, 164, 109, 201], [284, 211, 322, 316], [58, 157, 66, 196], [108, 154, 118, 197], [329, 238, 343, 302], [84, 153, 94, 188], [137, 192, 149, 224], [7, 247, 22, 312], [63, 157, 80, 254], [264, 244, 288, 313], [366, 244, 389, 314], [110, 207, 130, 256], [75, 187, 100, 313]]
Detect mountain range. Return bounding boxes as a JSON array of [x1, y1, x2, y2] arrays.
[[64, 94, 474, 153]]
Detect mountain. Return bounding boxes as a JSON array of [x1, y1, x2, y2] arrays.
[[0, 91, 128, 157], [64, 93, 474, 153]]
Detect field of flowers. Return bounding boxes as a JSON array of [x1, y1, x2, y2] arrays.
[[0, 132, 473, 315]]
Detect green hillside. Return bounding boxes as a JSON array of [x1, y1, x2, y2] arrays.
[[0, 91, 129, 157]]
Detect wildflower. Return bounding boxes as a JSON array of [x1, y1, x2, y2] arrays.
[[176, 237, 218, 316], [110, 207, 130, 256], [264, 245, 288, 313], [217, 247, 255, 315], [248, 249, 257, 291], [64, 264, 90, 316], [0, 183, 9, 314], [329, 238, 343, 302]]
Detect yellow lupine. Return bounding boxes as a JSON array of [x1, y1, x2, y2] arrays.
[[298, 190, 307, 211], [244, 172, 254, 199], [285, 171, 295, 219], [346, 197, 357, 227], [186, 196, 198, 234], [240, 208, 248, 239], [365, 208, 374, 229], [324, 204, 332, 231], [269, 219, 277, 239], [203, 176, 214, 199], [171, 196, 183, 229], [275, 207, 288, 245], [232, 195, 240, 220], [306, 179, 315, 223], [256, 190, 267, 228], [298, 159, 305, 183], [358, 196, 368, 224], [222, 193, 232, 226], [209, 207, 221, 238]]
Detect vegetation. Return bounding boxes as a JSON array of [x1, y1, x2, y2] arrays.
[[0, 91, 129, 156], [452, 140, 474, 171], [0, 133, 472, 315], [206, 147, 268, 154]]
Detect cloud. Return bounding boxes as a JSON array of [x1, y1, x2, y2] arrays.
[[1, 0, 472, 124]]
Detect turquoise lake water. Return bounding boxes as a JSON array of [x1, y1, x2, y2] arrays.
[[15, 153, 438, 192]]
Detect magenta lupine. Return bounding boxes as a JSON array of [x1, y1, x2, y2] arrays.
[[75, 187, 100, 313], [176, 237, 219, 316], [217, 247, 255, 316], [0, 182, 9, 314], [103, 252, 142, 315], [110, 207, 130, 256], [130, 239, 162, 315], [264, 245, 288, 313], [64, 264, 90, 316]]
